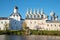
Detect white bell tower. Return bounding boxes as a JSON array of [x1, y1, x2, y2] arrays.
[[14, 6, 18, 13], [9, 6, 22, 30]]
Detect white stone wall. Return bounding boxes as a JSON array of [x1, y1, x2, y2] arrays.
[[46, 23, 60, 30], [25, 19, 60, 30], [9, 12, 23, 30], [25, 19, 46, 30], [0, 20, 9, 30]]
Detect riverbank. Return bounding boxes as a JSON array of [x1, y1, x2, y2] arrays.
[[0, 30, 60, 36]]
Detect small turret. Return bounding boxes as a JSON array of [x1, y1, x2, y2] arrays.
[[37, 8, 40, 14], [37, 8, 41, 18], [30, 8, 32, 14], [50, 11, 55, 20], [55, 16, 58, 20], [14, 6, 18, 13], [41, 9, 44, 14], [34, 9, 36, 14]]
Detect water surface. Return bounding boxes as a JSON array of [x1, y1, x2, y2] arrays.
[[0, 35, 60, 40]]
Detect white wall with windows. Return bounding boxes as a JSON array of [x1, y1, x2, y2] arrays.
[[0, 20, 9, 30]]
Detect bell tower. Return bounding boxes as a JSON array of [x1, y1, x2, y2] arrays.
[[14, 6, 18, 13]]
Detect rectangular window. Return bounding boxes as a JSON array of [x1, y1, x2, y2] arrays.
[[59, 25, 60, 27], [51, 24, 52, 26], [55, 24, 56, 27]]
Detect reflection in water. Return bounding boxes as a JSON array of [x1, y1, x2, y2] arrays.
[[0, 35, 60, 40], [0, 35, 6, 40]]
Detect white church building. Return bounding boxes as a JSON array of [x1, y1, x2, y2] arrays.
[[0, 6, 24, 30], [0, 6, 60, 30]]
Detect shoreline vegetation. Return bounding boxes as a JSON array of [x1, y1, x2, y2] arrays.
[[0, 30, 60, 36]]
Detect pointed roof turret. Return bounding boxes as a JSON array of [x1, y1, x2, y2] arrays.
[[14, 6, 18, 13], [30, 8, 32, 14], [10, 6, 21, 17], [50, 11, 55, 17], [37, 8, 40, 14], [34, 8, 36, 14], [41, 9, 44, 14]]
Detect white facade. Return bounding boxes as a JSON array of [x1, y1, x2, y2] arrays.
[[25, 9, 60, 30], [0, 6, 60, 31], [0, 6, 23, 30], [9, 6, 23, 30], [0, 18, 9, 30]]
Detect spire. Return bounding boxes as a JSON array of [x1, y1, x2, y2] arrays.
[[37, 8, 40, 14], [14, 6, 18, 13], [41, 9, 44, 14], [50, 11, 55, 20], [50, 11, 55, 17], [30, 8, 32, 14], [34, 9, 36, 14]]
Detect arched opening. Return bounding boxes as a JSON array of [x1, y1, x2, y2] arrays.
[[41, 15, 43, 19]]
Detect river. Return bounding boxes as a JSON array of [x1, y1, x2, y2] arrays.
[[0, 35, 60, 40]]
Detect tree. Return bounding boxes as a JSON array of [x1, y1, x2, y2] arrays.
[[22, 21, 30, 35], [22, 22, 27, 30]]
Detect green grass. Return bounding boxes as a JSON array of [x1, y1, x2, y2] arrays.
[[30, 30, 60, 36], [0, 30, 60, 36]]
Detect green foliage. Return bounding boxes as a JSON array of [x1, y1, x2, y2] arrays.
[[22, 22, 27, 30], [0, 30, 60, 36]]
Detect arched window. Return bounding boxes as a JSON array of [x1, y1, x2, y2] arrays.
[[59, 25, 60, 27], [41, 15, 43, 19], [47, 24, 49, 26]]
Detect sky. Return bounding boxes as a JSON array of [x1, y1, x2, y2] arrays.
[[0, 0, 60, 19]]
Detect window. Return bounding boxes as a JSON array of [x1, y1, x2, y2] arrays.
[[13, 14, 15, 17], [16, 15, 18, 17], [51, 24, 52, 26], [59, 25, 60, 27], [55, 24, 56, 27], [15, 22, 16, 24], [41, 15, 43, 19], [47, 24, 49, 26], [42, 22, 43, 24], [16, 27, 18, 30]]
